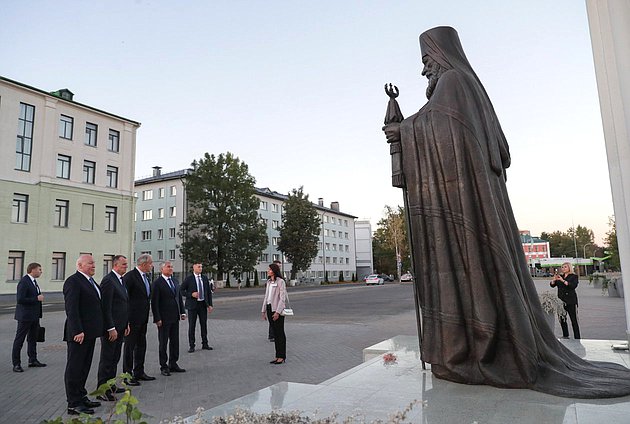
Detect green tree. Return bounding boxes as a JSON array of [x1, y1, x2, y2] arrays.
[[372, 206, 410, 277], [541, 225, 596, 258], [604, 216, 620, 270], [179, 152, 267, 277], [277, 187, 321, 280]]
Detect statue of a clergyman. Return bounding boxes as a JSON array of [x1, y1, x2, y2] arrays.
[[383, 26, 630, 398]]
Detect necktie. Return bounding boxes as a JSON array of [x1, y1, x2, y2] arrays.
[[89, 277, 101, 298], [142, 273, 150, 297], [167, 277, 175, 294], [33, 279, 40, 295], [197, 275, 204, 301]]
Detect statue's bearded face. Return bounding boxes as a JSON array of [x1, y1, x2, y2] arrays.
[[422, 55, 442, 99]]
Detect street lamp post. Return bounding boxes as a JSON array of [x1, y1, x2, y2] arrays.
[[583, 242, 593, 276]]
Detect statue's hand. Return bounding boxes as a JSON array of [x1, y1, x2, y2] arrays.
[[382, 123, 401, 143]]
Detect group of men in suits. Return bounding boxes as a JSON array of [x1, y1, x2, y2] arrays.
[[48, 253, 214, 416]]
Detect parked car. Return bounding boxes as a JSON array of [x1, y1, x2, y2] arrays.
[[378, 274, 394, 282], [365, 274, 384, 285], [401, 272, 413, 282]]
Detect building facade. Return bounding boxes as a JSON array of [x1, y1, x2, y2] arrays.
[[354, 220, 374, 279], [133, 167, 187, 279], [133, 168, 358, 283], [1, 77, 140, 294], [520, 230, 551, 276]]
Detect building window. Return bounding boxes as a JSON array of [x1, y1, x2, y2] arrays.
[[51, 252, 66, 280], [108, 129, 120, 152], [54, 199, 69, 227], [332, 217, 336, 224], [158, 208, 165, 218], [12, 193, 29, 223], [272, 237, 279, 246], [260, 271, 268, 281], [272, 203, 279, 213], [325, 229, 330, 237], [105, 206, 117, 232], [332, 244, 337, 251], [169, 206, 176, 217], [169, 249, 176, 260], [272, 254, 280, 261], [103, 254, 114, 276], [272, 220, 280, 229], [346, 258, 350, 264], [83, 160, 96, 184], [325, 257, 331, 264], [157, 229, 164, 240], [261, 218, 268, 226], [7, 251, 25, 281], [344, 220, 348, 227], [333, 257, 338, 264], [81, 203, 94, 230], [170, 186, 176, 196], [157, 250, 164, 260], [16, 103, 35, 172], [158, 188, 165, 198], [142, 210, 153, 221], [85, 122, 98, 146], [324, 216, 329, 223], [57, 154, 71, 179], [260, 201, 267, 210], [345, 245, 349, 252], [106, 166, 118, 188], [259, 253, 269, 262], [59, 115, 73, 139], [318, 256, 323, 263], [325, 243, 330, 250], [332, 230, 337, 238], [169, 228, 176, 238], [142, 190, 153, 200], [141, 230, 152, 241], [345, 232, 349, 239]]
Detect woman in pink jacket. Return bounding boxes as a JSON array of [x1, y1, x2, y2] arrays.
[[261, 263, 286, 364]]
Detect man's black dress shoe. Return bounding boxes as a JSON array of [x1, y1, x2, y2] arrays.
[[13, 365, 24, 372], [161, 369, 171, 376], [96, 392, 116, 402], [124, 378, 141, 386], [83, 399, 101, 408], [68, 405, 94, 415], [112, 385, 126, 394], [169, 365, 186, 373], [202, 345, 213, 350], [135, 373, 156, 381], [188, 347, 195, 353], [28, 360, 47, 367]]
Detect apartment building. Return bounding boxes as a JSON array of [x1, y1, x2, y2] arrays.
[[1, 77, 140, 294], [354, 220, 374, 279], [133, 168, 357, 283]]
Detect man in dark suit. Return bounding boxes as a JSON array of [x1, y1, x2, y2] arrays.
[[123, 253, 155, 384], [151, 261, 186, 376], [12, 262, 46, 372], [180, 263, 213, 353], [96, 255, 129, 401], [63, 254, 104, 415]]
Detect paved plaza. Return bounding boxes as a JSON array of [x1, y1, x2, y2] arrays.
[[0, 279, 627, 423]]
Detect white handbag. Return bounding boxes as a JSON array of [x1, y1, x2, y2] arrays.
[[281, 290, 294, 316]]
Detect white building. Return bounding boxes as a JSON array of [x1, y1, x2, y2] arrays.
[[1, 76, 140, 294], [354, 220, 374, 279], [133, 168, 358, 283]]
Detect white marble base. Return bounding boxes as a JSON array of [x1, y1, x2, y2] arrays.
[[190, 337, 630, 423]]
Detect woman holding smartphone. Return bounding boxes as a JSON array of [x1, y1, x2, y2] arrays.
[[550, 262, 580, 339], [261, 263, 287, 364]]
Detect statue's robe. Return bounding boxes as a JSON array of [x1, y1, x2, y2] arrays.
[[400, 26, 630, 398]]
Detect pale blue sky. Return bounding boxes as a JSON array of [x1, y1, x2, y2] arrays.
[[1, 0, 613, 245]]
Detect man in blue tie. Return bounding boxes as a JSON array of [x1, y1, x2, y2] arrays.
[[151, 261, 186, 376], [12, 262, 46, 372], [122, 254, 156, 384], [181, 263, 213, 353]]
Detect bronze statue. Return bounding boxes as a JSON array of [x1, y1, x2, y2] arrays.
[[383, 26, 630, 398]]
